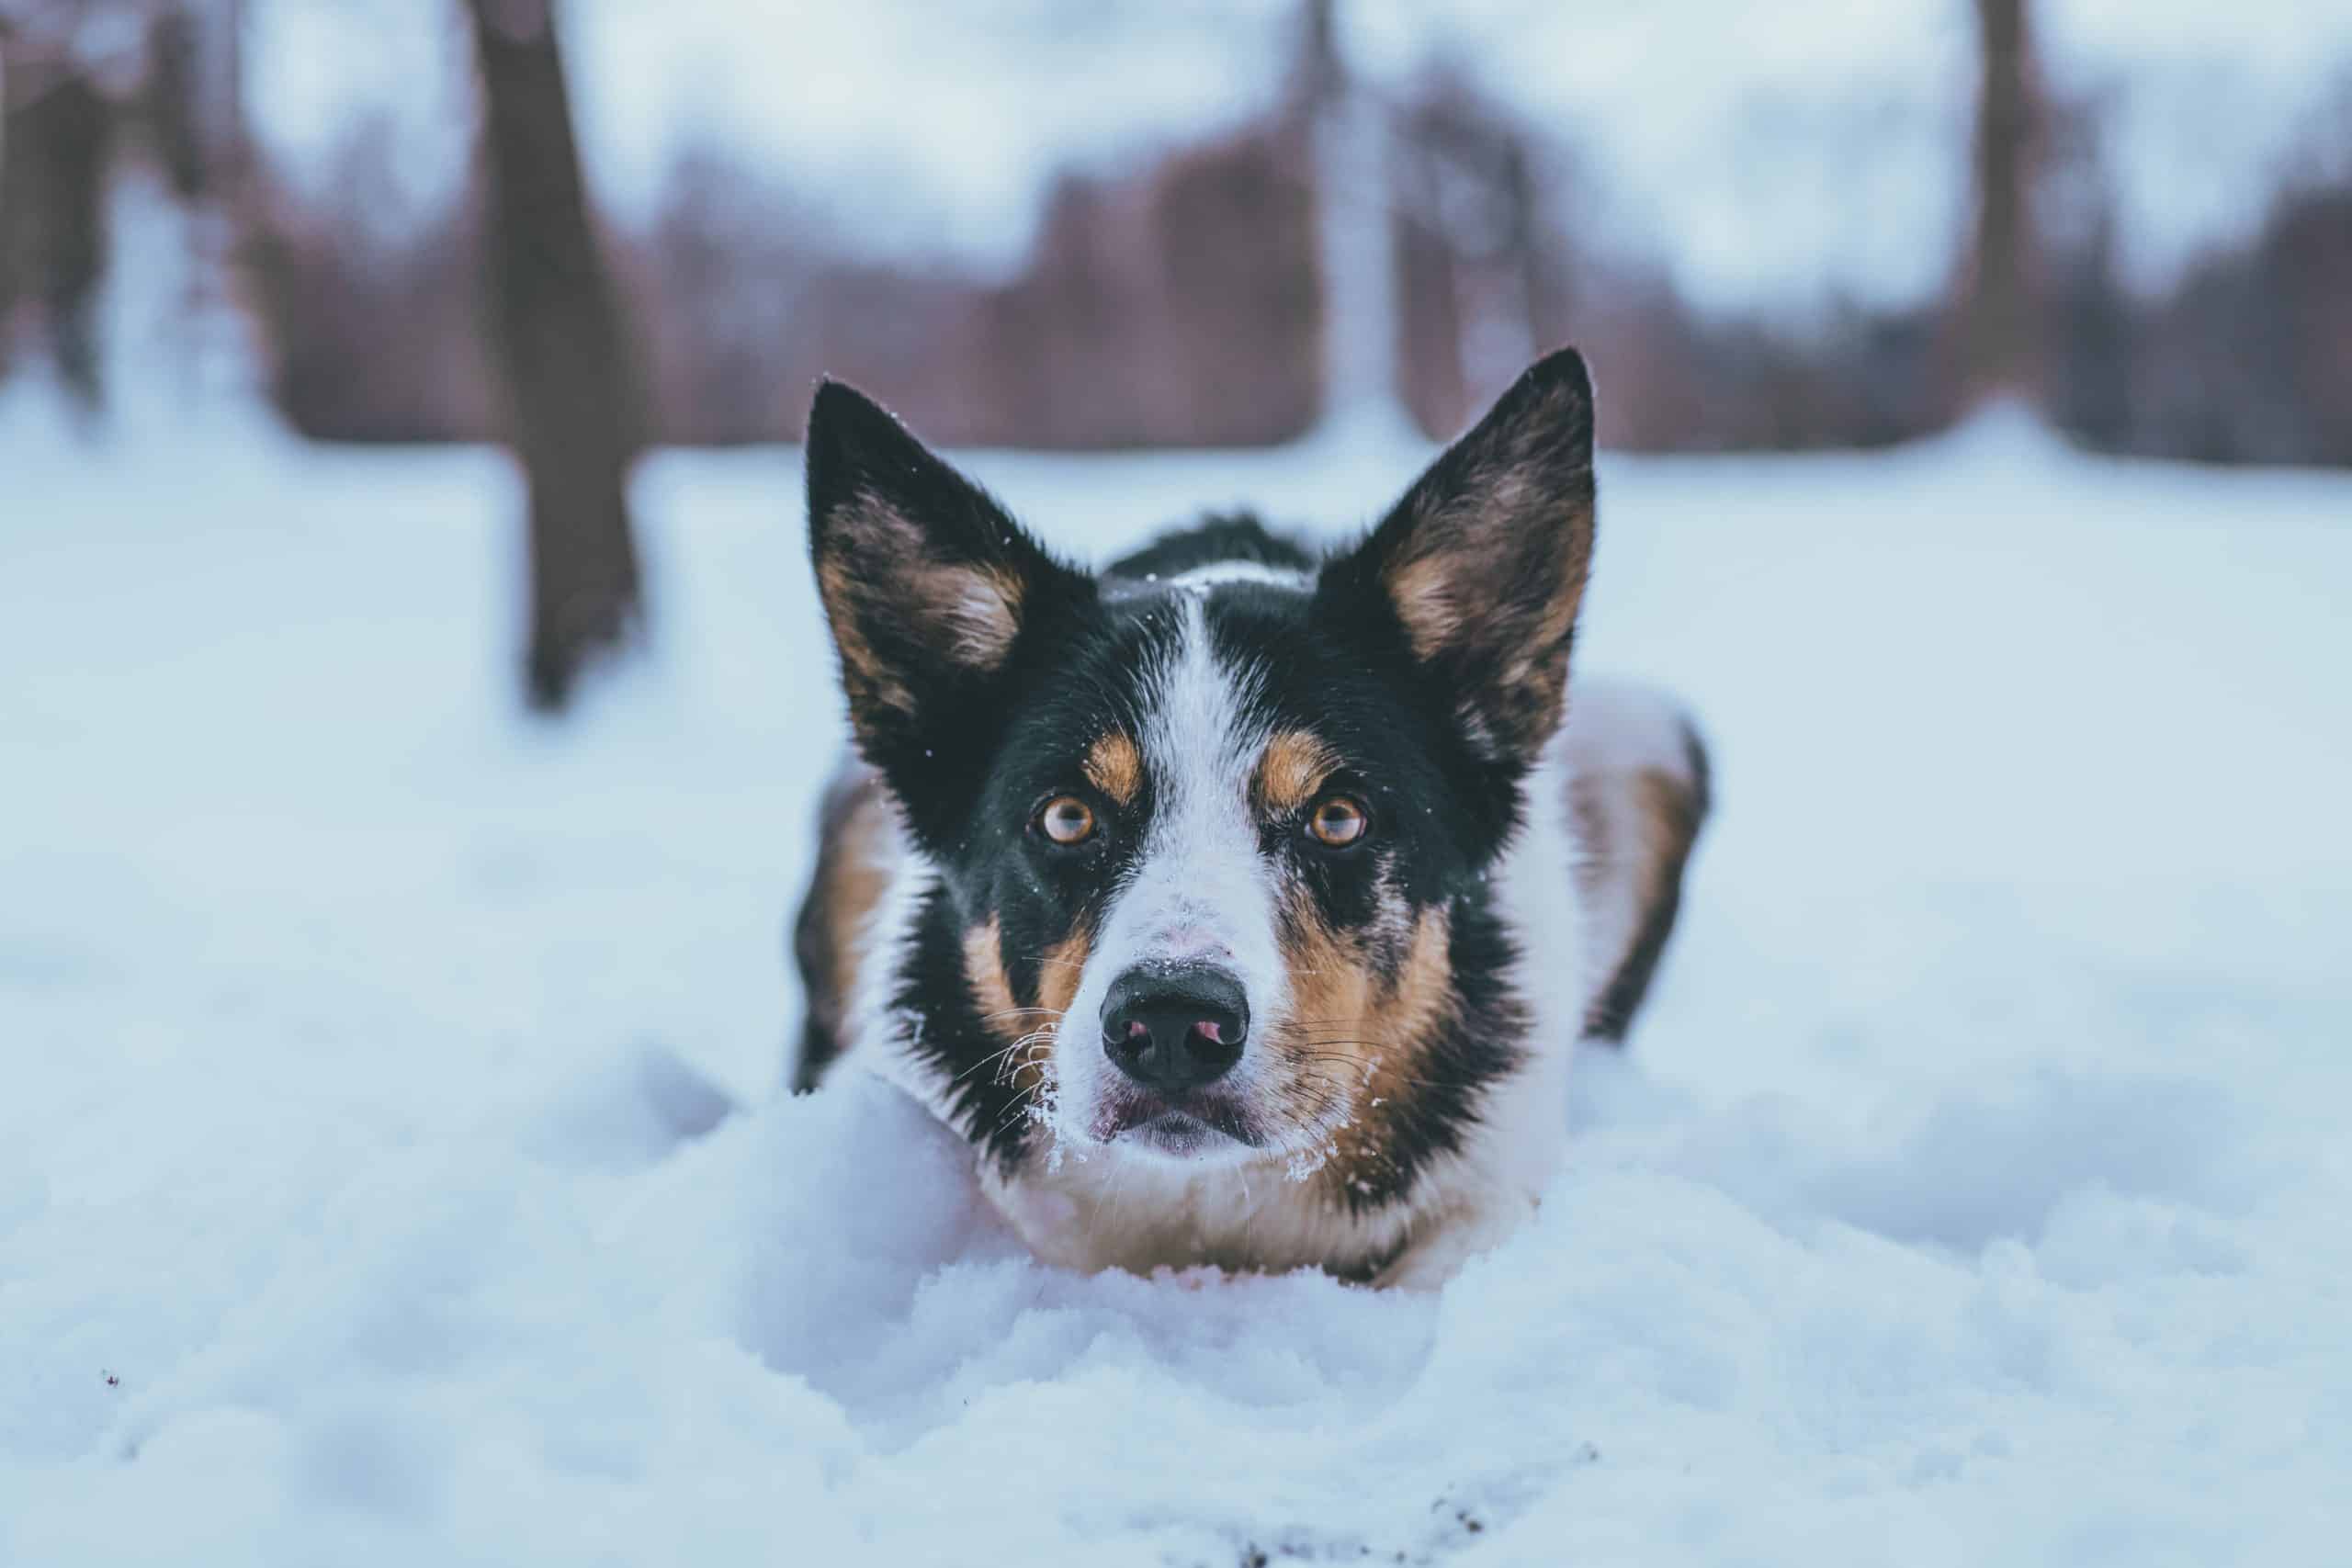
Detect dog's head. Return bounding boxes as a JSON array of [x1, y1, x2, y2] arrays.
[[807, 351, 1595, 1185]]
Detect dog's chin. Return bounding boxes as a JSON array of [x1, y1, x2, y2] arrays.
[[1092, 1090, 1265, 1166]]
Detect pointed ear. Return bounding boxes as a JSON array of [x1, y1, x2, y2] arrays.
[[805, 380, 1088, 773], [1320, 348, 1598, 766]]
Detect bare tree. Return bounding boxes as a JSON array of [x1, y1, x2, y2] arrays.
[[0, 17, 115, 417], [463, 0, 642, 713], [1291, 0, 1410, 439], [1962, 0, 2043, 403]]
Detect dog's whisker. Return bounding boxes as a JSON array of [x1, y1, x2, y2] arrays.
[[954, 1041, 1028, 1083]]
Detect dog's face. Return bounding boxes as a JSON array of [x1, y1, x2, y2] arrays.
[[806, 353, 1596, 1186]]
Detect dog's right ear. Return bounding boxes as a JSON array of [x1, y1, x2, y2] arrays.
[[805, 381, 1089, 782]]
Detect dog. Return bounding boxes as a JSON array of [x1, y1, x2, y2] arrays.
[[789, 348, 1709, 1288]]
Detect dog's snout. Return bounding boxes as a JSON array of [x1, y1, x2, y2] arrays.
[[1100, 964, 1249, 1091]]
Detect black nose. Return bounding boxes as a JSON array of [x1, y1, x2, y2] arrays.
[[1100, 964, 1249, 1091]]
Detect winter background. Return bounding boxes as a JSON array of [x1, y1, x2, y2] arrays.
[[4, 2, 2350, 1564]]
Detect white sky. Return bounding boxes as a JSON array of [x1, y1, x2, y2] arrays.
[[244, 0, 2352, 312]]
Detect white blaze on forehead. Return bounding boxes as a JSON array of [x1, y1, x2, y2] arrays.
[[1050, 593, 1290, 1145], [1102, 558, 1315, 601], [1123, 594, 1281, 971], [1166, 558, 1313, 592]]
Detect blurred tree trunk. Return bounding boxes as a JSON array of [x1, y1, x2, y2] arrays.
[[0, 22, 17, 384], [0, 39, 114, 417], [1292, 0, 1408, 438], [464, 0, 642, 714], [1962, 0, 2042, 404]]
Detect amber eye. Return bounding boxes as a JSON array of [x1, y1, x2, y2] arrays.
[[1036, 795, 1097, 846], [1306, 795, 1369, 848]]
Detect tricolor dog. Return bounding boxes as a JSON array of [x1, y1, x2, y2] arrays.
[[791, 348, 1708, 1288]]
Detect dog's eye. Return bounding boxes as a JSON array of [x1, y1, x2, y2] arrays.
[[1306, 795, 1369, 848], [1036, 795, 1097, 846]]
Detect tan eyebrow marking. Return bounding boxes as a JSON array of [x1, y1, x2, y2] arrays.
[[1083, 731, 1144, 807], [1253, 728, 1340, 815]]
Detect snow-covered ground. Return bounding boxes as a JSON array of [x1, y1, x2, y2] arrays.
[[4, 401, 2349, 1564]]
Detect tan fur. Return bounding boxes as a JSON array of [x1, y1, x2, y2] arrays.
[[1037, 928, 1091, 1018], [1328, 908, 1454, 1202], [963, 915, 1091, 1101], [931, 559, 1024, 667], [1582, 764, 1703, 972], [817, 552, 912, 717], [1561, 756, 1705, 968], [1264, 888, 1455, 1202], [1632, 770, 1704, 894], [1385, 553, 1467, 663], [1559, 682, 1710, 1041], [961, 916, 1040, 1103], [792, 767, 901, 1090], [962, 917, 1021, 1043], [1252, 729, 1340, 816], [1377, 389, 1594, 750], [818, 496, 1024, 724], [818, 774, 897, 1021], [1529, 567, 1584, 671], [1083, 732, 1144, 807], [1385, 536, 1585, 705]]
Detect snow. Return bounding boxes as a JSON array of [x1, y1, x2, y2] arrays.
[[5, 397, 2351, 1563]]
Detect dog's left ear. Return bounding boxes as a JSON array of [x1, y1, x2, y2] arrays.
[[805, 380, 1088, 778], [1319, 347, 1597, 766]]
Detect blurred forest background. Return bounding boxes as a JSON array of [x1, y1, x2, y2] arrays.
[[4, 0, 2348, 705]]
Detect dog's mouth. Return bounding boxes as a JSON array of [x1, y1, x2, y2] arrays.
[[1098, 1090, 1263, 1156]]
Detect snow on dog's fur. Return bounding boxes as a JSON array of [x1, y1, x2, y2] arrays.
[[792, 349, 1709, 1286]]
